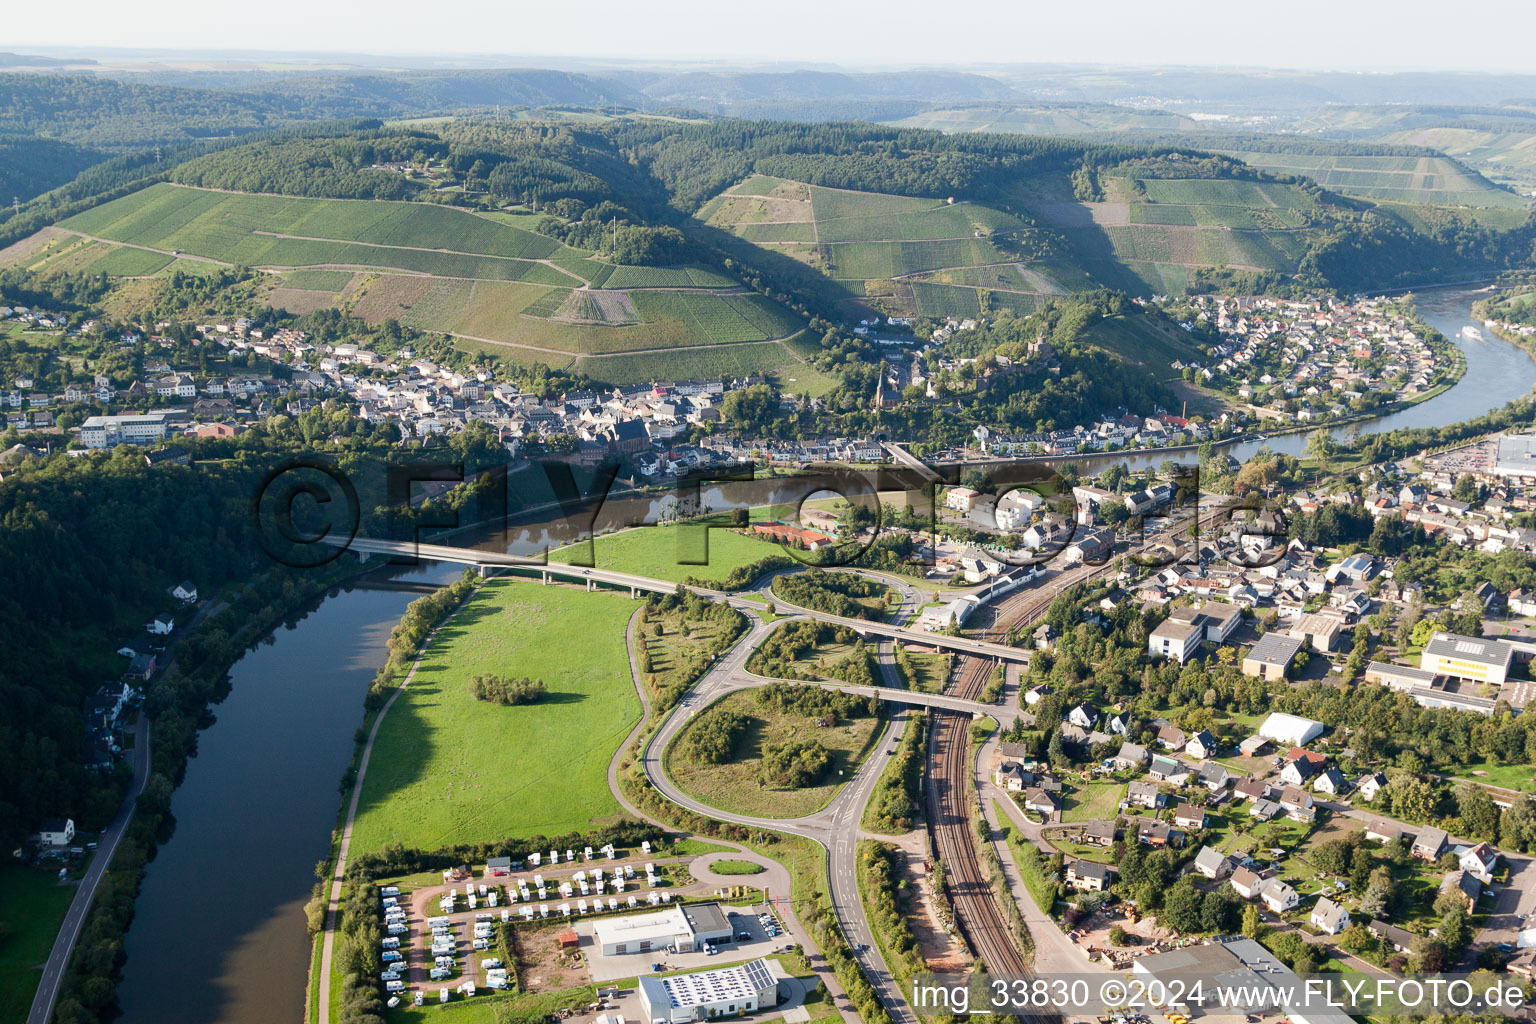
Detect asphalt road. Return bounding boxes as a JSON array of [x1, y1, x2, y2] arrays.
[[27, 715, 152, 1024], [640, 615, 920, 1024]]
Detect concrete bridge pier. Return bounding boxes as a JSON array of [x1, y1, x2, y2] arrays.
[[631, 586, 640, 599], [541, 571, 550, 585], [586, 578, 596, 592]]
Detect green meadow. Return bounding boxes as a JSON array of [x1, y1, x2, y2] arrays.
[[549, 523, 789, 586], [347, 580, 639, 855]]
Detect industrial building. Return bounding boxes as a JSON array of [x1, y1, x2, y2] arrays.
[[1241, 632, 1304, 681], [637, 957, 778, 1024], [1420, 632, 1516, 686], [1131, 938, 1353, 1024], [1493, 433, 1536, 481], [591, 903, 734, 957]]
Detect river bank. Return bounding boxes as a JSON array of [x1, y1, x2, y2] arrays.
[[100, 285, 1536, 1024]]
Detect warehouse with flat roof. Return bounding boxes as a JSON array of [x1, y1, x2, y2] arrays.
[[591, 903, 734, 957], [1493, 434, 1536, 481], [638, 957, 778, 1023], [1132, 938, 1353, 1024], [1421, 632, 1515, 686]]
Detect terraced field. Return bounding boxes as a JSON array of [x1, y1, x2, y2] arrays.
[[1221, 150, 1528, 208], [31, 182, 811, 382], [700, 167, 1345, 311], [700, 176, 1075, 316]]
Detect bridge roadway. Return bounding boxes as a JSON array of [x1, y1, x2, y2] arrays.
[[341, 536, 1034, 663]]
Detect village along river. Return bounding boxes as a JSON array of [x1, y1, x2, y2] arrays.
[[112, 286, 1536, 1024]]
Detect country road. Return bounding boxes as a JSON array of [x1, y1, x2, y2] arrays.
[[26, 716, 152, 1024]]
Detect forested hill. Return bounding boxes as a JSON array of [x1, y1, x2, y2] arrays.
[[0, 71, 642, 149], [13, 115, 1536, 300]]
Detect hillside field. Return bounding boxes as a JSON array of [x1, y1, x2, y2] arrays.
[[25, 183, 811, 383], [700, 168, 1341, 313], [1220, 151, 1528, 208]]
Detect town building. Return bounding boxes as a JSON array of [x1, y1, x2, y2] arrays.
[[1420, 632, 1516, 687], [1148, 618, 1202, 664], [1242, 632, 1305, 681], [79, 412, 175, 448]]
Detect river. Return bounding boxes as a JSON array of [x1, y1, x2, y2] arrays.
[[112, 566, 462, 1024], [110, 287, 1535, 1024]]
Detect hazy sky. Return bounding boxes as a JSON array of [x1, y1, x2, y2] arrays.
[[9, 0, 1536, 73]]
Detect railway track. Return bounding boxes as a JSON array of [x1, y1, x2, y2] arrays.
[[923, 500, 1234, 984], [926, 561, 1108, 978]]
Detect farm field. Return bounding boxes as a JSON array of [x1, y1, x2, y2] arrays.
[[885, 104, 1203, 136], [1369, 127, 1536, 194], [699, 167, 1334, 312], [574, 338, 830, 389], [47, 183, 807, 364], [699, 176, 1079, 316], [62, 183, 581, 263], [664, 688, 884, 818], [548, 523, 787, 586], [0, 866, 78, 1023], [1221, 150, 1529, 208], [346, 580, 639, 856]]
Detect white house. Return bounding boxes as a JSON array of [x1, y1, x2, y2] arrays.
[[1186, 729, 1218, 760], [1260, 878, 1299, 913], [1356, 773, 1386, 802], [1312, 767, 1349, 796], [1280, 791, 1315, 824], [1193, 846, 1232, 880], [1459, 842, 1500, 883], [35, 817, 74, 847], [1229, 866, 1263, 899], [147, 613, 175, 635], [169, 580, 198, 603], [1310, 896, 1349, 935]]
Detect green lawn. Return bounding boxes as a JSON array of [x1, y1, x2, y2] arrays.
[[707, 859, 766, 875], [550, 523, 786, 586], [1452, 759, 1536, 792], [665, 689, 883, 819], [348, 580, 640, 855], [1061, 781, 1124, 823], [0, 867, 78, 1024]]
